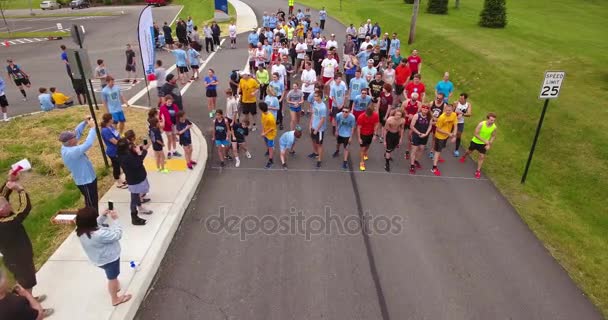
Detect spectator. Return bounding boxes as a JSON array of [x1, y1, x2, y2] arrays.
[[203, 23, 214, 53], [60, 44, 71, 78], [0, 76, 8, 121], [211, 21, 221, 47], [162, 21, 174, 49], [0, 269, 53, 319], [38, 88, 54, 112], [71, 78, 87, 105], [190, 26, 201, 51], [59, 117, 98, 211], [76, 207, 132, 306], [100, 113, 127, 189], [159, 95, 181, 157], [175, 20, 188, 46], [49, 87, 74, 108], [117, 138, 153, 226], [160, 74, 183, 110]]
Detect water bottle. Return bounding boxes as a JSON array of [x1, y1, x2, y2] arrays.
[[130, 261, 140, 272]]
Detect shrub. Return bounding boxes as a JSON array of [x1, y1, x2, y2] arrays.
[[479, 0, 507, 28], [427, 0, 449, 14]]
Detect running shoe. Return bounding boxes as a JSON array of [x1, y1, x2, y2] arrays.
[[139, 209, 153, 215], [459, 156, 466, 163], [289, 150, 296, 156], [363, 155, 369, 161], [342, 161, 348, 170], [246, 151, 252, 158], [475, 170, 481, 179], [378, 136, 384, 144], [428, 151, 434, 159], [316, 161, 321, 169], [384, 163, 390, 172], [405, 151, 410, 160], [453, 150, 460, 157], [431, 167, 441, 176], [264, 151, 269, 156], [264, 161, 272, 169], [332, 150, 339, 158], [235, 158, 241, 167], [414, 160, 422, 169], [359, 162, 366, 171], [209, 112, 214, 118], [132, 79, 138, 84], [307, 152, 318, 159], [282, 163, 288, 170], [191, 160, 198, 165], [220, 161, 225, 168], [22, 97, 27, 101], [173, 151, 182, 157], [251, 125, 257, 132], [167, 152, 172, 159], [187, 163, 193, 170], [409, 167, 415, 174], [160, 168, 170, 174], [226, 155, 233, 161]]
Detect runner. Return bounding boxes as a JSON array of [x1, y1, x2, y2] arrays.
[[267, 72, 285, 129], [204, 69, 219, 118], [308, 91, 327, 169], [320, 52, 338, 84], [5, 59, 30, 101], [238, 71, 260, 131], [454, 93, 472, 157], [0, 76, 8, 121], [279, 126, 303, 169], [255, 66, 270, 100], [377, 83, 393, 143], [383, 61, 395, 87], [286, 82, 304, 130], [357, 106, 379, 171], [187, 43, 201, 81], [169, 43, 189, 85], [352, 88, 372, 123], [124, 44, 137, 84], [101, 76, 129, 135], [428, 92, 447, 159], [328, 73, 347, 135], [407, 49, 422, 80], [435, 72, 454, 103], [361, 59, 377, 80], [225, 88, 239, 123], [333, 106, 356, 170], [394, 58, 411, 100], [404, 73, 426, 102], [176, 111, 197, 169], [159, 95, 180, 159], [259, 102, 277, 169], [459, 113, 497, 179], [264, 85, 281, 128], [383, 109, 405, 172], [402, 92, 422, 159], [319, 7, 327, 30], [94, 59, 109, 89], [231, 117, 253, 167], [432, 104, 458, 176], [212, 109, 232, 168], [409, 104, 432, 174], [389, 33, 400, 57], [300, 61, 316, 116]]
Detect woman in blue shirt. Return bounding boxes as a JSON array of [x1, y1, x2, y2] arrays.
[[204, 69, 219, 118], [100, 113, 127, 189], [38, 88, 54, 111]]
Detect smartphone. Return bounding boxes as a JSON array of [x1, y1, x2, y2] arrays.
[[108, 200, 114, 211], [143, 138, 148, 145]]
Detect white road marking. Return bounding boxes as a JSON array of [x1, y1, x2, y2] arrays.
[[179, 39, 226, 96], [14, 39, 25, 43], [8, 41, 17, 45], [23, 39, 33, 42]]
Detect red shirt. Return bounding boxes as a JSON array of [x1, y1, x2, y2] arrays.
[[159, 103, 180, 132], [394, 64, 411, 86], [405, 81, 426, 98], [357, 112, 379, 135], [407, 55, 422, 73]]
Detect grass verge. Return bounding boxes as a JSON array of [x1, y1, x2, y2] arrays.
[[0, 31, 69, 38], [298, 0, 608, 316], [4, 11, 120, 18], [0, 106, 148, 270], [172, 0, 236, 36]]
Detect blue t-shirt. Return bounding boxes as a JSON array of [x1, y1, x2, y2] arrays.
[[39, 93, 54, 111], [349, 77, 368, 100], [172, 49, 188, 67], [279, 130, 296, 149], [61, 51, 68, 63], [311, 100, 327, 131], [265, 31, 274, 44], [205, 76, 218, 91], [269, 80, 284, 97], [312, 27, 321, 37], [263, 45, 272, 60], [101, 126, 120, 157], [176, 119, 192, 140], [262, 15, 269, 28], [330, 82, 347, 108], [336, 112, 356, 137], [353, 94, 372, 112], [389, 39, 400, 55], [248, 33, 259, 45], [264, 95, 280, 119], [187, 49, 200, 66], [101, 85, 123, 113], [435, 80, 454, 100], [356, 50, 370, 64]]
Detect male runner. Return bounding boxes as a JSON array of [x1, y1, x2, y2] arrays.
[[383, 109, 405, 172], [352, 88, 372, 122], [125, 44, 137, 84], [308, 92, 327, 169], [260, 102, 277, 169], [402, 92, 422, 159], [357, 106, 379, 171], [238, 71, 260, 131], [432, 104, 457, 176], [409, 105, 432, 174], [453, 93, 472, 157], [279, 126, 303, 170], [428, 92, 447, 159], [459, 113, 497, 179], [329, 73, 347, 135], [333, 106, 356, 170]]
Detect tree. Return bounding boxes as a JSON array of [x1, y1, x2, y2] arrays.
[[408, 0, 420, 44], [455, 0, 460, 8], [427, 0, 449, 14], [479, 0, 507, 28]]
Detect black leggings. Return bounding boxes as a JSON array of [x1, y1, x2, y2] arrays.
[[130, 192, 141, 213], [110, 156, 121, 180]]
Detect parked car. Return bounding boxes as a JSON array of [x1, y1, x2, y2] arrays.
[[40, 0, 61, 9], [70, 0, 90, 9], [145, 0, 167, 7]]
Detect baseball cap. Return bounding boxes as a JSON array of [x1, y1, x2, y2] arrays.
[[368, 59, 374, 63], [240, 70, 250, 76], [58, 131, 76, 143]]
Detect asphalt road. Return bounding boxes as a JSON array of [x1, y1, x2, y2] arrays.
[[60, 1, 601, 319], [0, 5, 182, 116]]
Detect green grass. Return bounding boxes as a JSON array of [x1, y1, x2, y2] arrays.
[[5, 12, 120, 18], [0, 31, 69, 38], [298, 0, 608, 315], [0, 0, 33, 9], [172, 0, 236, 36]]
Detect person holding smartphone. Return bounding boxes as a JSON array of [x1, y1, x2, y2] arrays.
[[116, 138, 153, 226], [76, 206, 132, 306]]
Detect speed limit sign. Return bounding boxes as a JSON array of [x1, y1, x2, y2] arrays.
[[539, 71, 565, 99]]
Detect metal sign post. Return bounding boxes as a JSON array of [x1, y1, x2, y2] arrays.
[[72, 24, 100, 110], [521, 71, 566, 184]]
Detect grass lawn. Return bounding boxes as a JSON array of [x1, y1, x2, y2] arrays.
[[172, 0, 236, 36], [0, 106, 148, 270], [298, 0, 608, 316], [0, 31, 69, 38], [4, 12, 119, 18]]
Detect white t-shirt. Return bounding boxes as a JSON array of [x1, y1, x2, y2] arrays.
[[228, 25, 237, 38], [271, 64, 287, 83], [278, 47, 289, 56], [326, 40, 338, 50], [360, 41, 371, 51], [295, 43, 307, 59], [301, 69, 317, 93], [226, 97, 239, 119], [321, 58, 338, 78], [313, 37, 322, 46]]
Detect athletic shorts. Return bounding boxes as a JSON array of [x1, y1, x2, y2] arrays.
[[215, 139, 230, 147], [125, 64, 136, 72], [303, 92, 311, 101], [153, 142, 163, 151], [0, 94, 8, 107], [468, 141, 487, 154], [111, 111, 126, 123], [14, 78, 30, 86], [385, 131, 400, 152], [206, 89, 217, 98], [264, 137, 275, 148], [337, 135, 350, 148], [241, 102, 257, 115], [190, 65, 199, 70], [457, 123, 465, 133], [379, 110, 387, 126], [322, 76, 332, 84], [310, 131, 324, 144], [434, 137, 448, 152], [360, 134, 373, 147], [331, 106, 342, 118], [156, 86, 164, 97], [179, 137, 192, 146], [280, 141, 293, 151], [411, 134, 428, 146], [289, 105, 302, 113], [178, 66, 189, 74], [99, 258, 120, 280]]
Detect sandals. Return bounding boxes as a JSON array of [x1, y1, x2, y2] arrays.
[[112, 294, 132, 306], [116, 182, 128, 189]]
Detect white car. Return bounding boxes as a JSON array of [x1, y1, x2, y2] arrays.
[[40, 0, 61, 10]]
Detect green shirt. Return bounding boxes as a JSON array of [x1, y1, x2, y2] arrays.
[[472, 121, 496, 144], [256, 70, 270, 84]]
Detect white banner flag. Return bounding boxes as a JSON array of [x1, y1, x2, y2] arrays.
[[138, 5, 156, 80]]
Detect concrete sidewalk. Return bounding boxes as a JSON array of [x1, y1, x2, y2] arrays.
[[228, 0, 257, 34], [33, 122, 207, 320]]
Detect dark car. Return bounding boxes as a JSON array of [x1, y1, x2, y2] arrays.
[[146, 0, 167, 7], [70, 0, 90, 9]]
